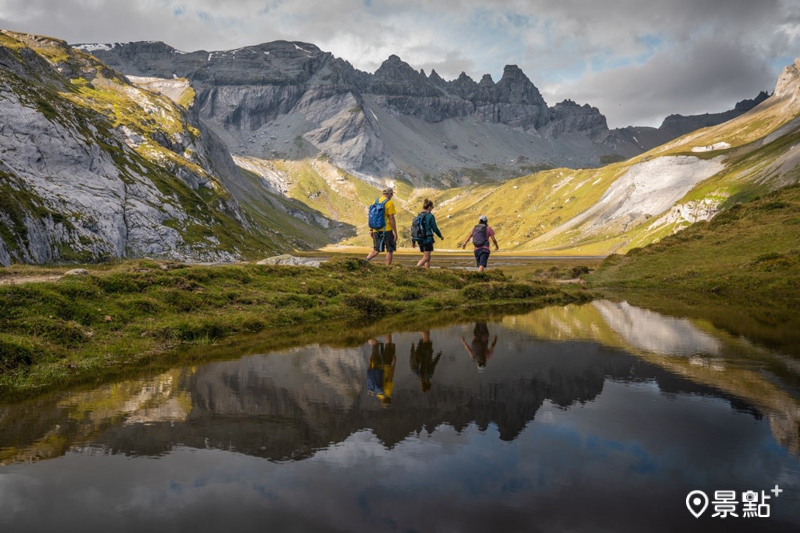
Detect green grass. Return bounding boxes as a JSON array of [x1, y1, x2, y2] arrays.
[[0, 259, 592, 398], [589, 184, 800, 308]]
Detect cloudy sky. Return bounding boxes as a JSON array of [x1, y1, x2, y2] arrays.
[[1, 0, 798, 127]]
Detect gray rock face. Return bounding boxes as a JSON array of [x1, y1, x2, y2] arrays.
[[84, 41, 620, 179], [775, 60, 800, 99], [0, 31, 273, 266]]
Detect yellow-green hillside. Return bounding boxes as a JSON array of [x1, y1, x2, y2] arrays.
[[589, 184, 800, 306]]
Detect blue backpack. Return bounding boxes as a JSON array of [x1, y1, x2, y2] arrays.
[[411, 212, 427, 243], [368, 197, 387, 230]]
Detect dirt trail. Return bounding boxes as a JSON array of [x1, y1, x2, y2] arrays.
[[0, 274, 63, 286]]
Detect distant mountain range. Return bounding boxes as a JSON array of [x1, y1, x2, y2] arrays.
[[82, 40, 769, 185]]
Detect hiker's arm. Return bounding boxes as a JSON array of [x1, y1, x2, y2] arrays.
[[430, 217, 443, 240], [461, 231, 472, 249], [390, 214, 397, 238], [461, 337, 474, 359], [492, 235, 499, 251]]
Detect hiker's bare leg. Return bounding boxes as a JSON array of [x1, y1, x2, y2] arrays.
[[386, 251, 393, 266], [366, 249, 379, 261], [417, 251, 431, 268], [478, 265, 485, 272]]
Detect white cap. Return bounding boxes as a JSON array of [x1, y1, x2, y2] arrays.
[[479, 215, 488, 223]]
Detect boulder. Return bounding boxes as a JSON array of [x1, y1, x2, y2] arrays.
[[63, 268, 90, 276], [257, 254, 323, 267]]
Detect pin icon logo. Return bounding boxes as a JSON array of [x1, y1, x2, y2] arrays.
[[686, 490, 709, 518]]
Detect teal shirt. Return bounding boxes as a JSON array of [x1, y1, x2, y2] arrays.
[[422, 213, 443, 244]]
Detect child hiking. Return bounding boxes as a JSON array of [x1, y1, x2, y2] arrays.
[[461, 215, 498, 272], [411, 199, 444, 269], [366, 187, 398, 266]]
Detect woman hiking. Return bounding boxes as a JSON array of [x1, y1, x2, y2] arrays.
[[414, 199, 444, 269], [461, 215, 499, 272]]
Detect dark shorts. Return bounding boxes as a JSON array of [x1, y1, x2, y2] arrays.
[[474, 249, 490, 268], [418, 241, 434, 252], [372, 231, 396, 253]]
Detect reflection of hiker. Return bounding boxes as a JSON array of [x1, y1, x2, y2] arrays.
[[412, 199, 444, 269], [409, 330, 442, 393], [367, 335, 397, 406], [366, 187, 398, 266], [461, 322, 497, 371], [461, 215, 499, 272]]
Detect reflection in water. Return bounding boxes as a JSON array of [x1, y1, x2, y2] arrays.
[[1, 301, 800, 532], [592, 300, 721, 355], [461, 321, 498, 370], [367, 335, 397, 406], [409, 330, 441, 393]]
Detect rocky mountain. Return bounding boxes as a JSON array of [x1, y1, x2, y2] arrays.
[[83, 40, 766, 186], [0, 31, 338, 266], [420, 59, 800, 255], [600, 91, 771, 157]]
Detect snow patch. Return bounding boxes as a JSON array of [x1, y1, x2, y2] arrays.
[[369, 110, 378, 122], [691, 142, 731, 152], [73, 43, 113, 52]]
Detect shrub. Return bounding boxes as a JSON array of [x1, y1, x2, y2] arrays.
[[0, 336, 36, 371], [571, 265, 591, 278], [323, 257, 373, 273], [344, 294, 387, 317]]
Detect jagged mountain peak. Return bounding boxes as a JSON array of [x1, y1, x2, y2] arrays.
[[455, 71, 474, 83], [428, 69, 446, 86], [478, 73, 495, 86]]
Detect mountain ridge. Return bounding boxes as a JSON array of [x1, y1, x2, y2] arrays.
[[82, 39, 770, 185]]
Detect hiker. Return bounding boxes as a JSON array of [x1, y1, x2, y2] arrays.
[[412, 199, 444, 269], [461, 215, 499, 272], [367, 335, 396, 407], [366, 187, 398, 266], [461, 322, 497, 371], [409, 330, 442, 393]]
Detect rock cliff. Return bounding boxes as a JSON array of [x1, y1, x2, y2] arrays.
[[0, 31, 328, 265]]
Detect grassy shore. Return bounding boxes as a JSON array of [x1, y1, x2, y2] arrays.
[[0, 257, 592, 398]]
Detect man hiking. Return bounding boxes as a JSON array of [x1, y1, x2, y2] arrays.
[[461, 215, 499, 272], [413, 199, 444, 269], [366, 187, 398, 266]]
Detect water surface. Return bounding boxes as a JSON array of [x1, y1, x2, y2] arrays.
[[1, 300, 799, 532]]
